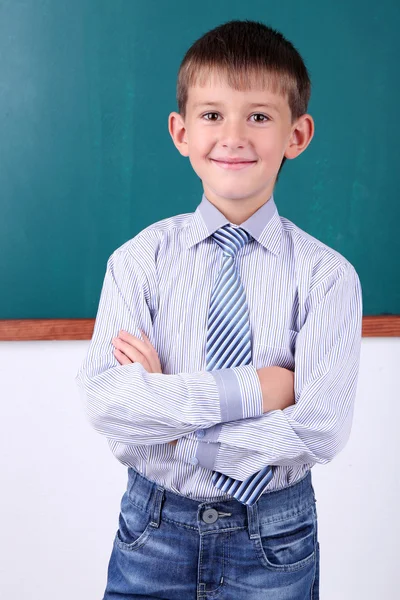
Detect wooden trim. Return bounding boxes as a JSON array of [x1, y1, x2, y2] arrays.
[[361, 315, 400, 337], [0, 319, 95, 341], [0, 316, 399, 340]]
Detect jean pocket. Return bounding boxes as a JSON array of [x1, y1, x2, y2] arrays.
[[114, 492, 155, 552], [254, 504, 317, 572]]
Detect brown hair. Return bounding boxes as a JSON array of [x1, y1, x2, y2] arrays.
[[176, 19, 311, 180]]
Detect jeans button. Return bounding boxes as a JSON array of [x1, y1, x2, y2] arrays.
[[202, 508, 219, 523]]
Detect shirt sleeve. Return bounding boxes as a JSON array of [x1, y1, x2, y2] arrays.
[[75, 243, 263, 446], [175, 262, 363, 480]]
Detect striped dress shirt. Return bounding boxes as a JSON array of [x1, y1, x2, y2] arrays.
[[75, 192, 363, 500]]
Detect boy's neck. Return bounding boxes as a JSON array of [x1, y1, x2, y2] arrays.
[[204, 189, 274, 225]]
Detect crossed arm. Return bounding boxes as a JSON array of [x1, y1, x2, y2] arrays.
[[111, 329, 296, 447], [112, 329, 181, 446], [76, 248, 363, 481]]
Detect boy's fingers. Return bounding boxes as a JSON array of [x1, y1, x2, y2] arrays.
[[118, 330, 147, 351], [117, 330, 162, 374], [114, 333, 145, 359], [140, 332, 163, 373], [118, 331, 155, 362], [119, 329, 153, 349], [140, 331, 156, 350], [113, 348, 131, 366], [113, 340, 151, 371]]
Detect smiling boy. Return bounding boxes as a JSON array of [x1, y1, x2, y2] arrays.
[[76, 19, 362, 599], [170, 74, 313, 225]]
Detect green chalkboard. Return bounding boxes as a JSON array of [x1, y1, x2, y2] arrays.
[[1, 0, 399, 319]]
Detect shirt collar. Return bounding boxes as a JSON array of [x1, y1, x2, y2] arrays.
[[185, 192, 282, 256]]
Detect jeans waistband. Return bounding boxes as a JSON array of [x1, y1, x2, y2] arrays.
[[125, 467, 315, 536]]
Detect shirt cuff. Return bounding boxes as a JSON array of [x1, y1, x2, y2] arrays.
[[210, 364, 263, 422], [174, 435, 220, 471], [195, 440, 219, 470]]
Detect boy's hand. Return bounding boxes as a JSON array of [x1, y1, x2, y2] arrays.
[[112, 330, 162, 372], [112, 330, 178, 446]]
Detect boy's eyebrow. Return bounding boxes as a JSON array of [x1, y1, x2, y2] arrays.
[[192, 101, 281, 112]]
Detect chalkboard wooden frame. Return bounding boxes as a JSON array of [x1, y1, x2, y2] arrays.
[[0, 316, 398, 341]]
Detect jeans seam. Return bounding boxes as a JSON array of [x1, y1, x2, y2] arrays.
[[161, 516, 198, 531], [126, 495, 149, 514], [202, 526, 244, 536], [310, 531, 318, 598], [259, 501, 315, 527], [310, 511, 319, 599]]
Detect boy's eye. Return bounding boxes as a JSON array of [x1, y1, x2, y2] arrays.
[[202, 112, 219, 121], [202, 112, 269, 123]]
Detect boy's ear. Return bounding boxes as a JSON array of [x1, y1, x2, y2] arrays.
[[168, 112, 189, 157], [284, 114, 315, 160]]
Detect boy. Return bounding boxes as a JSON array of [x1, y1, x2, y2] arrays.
[[76, 19, 362, 599]]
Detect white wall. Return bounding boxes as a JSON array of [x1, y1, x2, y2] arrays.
[[0, 338, 398, 599]]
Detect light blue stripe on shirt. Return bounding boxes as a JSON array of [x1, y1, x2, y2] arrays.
[[75, 192, 363, 500]]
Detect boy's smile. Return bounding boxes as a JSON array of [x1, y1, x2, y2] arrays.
[[210, 158, 257, 170], [169, 71, 314, 223]]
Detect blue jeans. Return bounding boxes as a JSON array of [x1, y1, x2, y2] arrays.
[[103, 467, 320, 599]]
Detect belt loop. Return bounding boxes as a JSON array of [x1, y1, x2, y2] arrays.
[[150, 486, 165, 528], [246, 503, 260, 540]]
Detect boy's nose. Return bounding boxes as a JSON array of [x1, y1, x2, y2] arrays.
[[220, 121, 247, 144]]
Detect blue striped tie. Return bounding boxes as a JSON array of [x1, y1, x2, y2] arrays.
[[206, 224, 273, 506]]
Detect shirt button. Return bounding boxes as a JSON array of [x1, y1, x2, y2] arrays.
[[196, 429, 206, 439], [189, 456, 199, 466]]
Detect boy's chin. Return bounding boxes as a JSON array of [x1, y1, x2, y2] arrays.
[[202, 187, 261, 202]]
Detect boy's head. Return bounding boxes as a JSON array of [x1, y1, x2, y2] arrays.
[[168, 19, 314, 221]]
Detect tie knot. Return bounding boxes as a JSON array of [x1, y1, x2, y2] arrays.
[[211, 224, 251, 257]]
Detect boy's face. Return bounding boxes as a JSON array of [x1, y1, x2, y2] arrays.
[[169, 71, 314, 221]]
